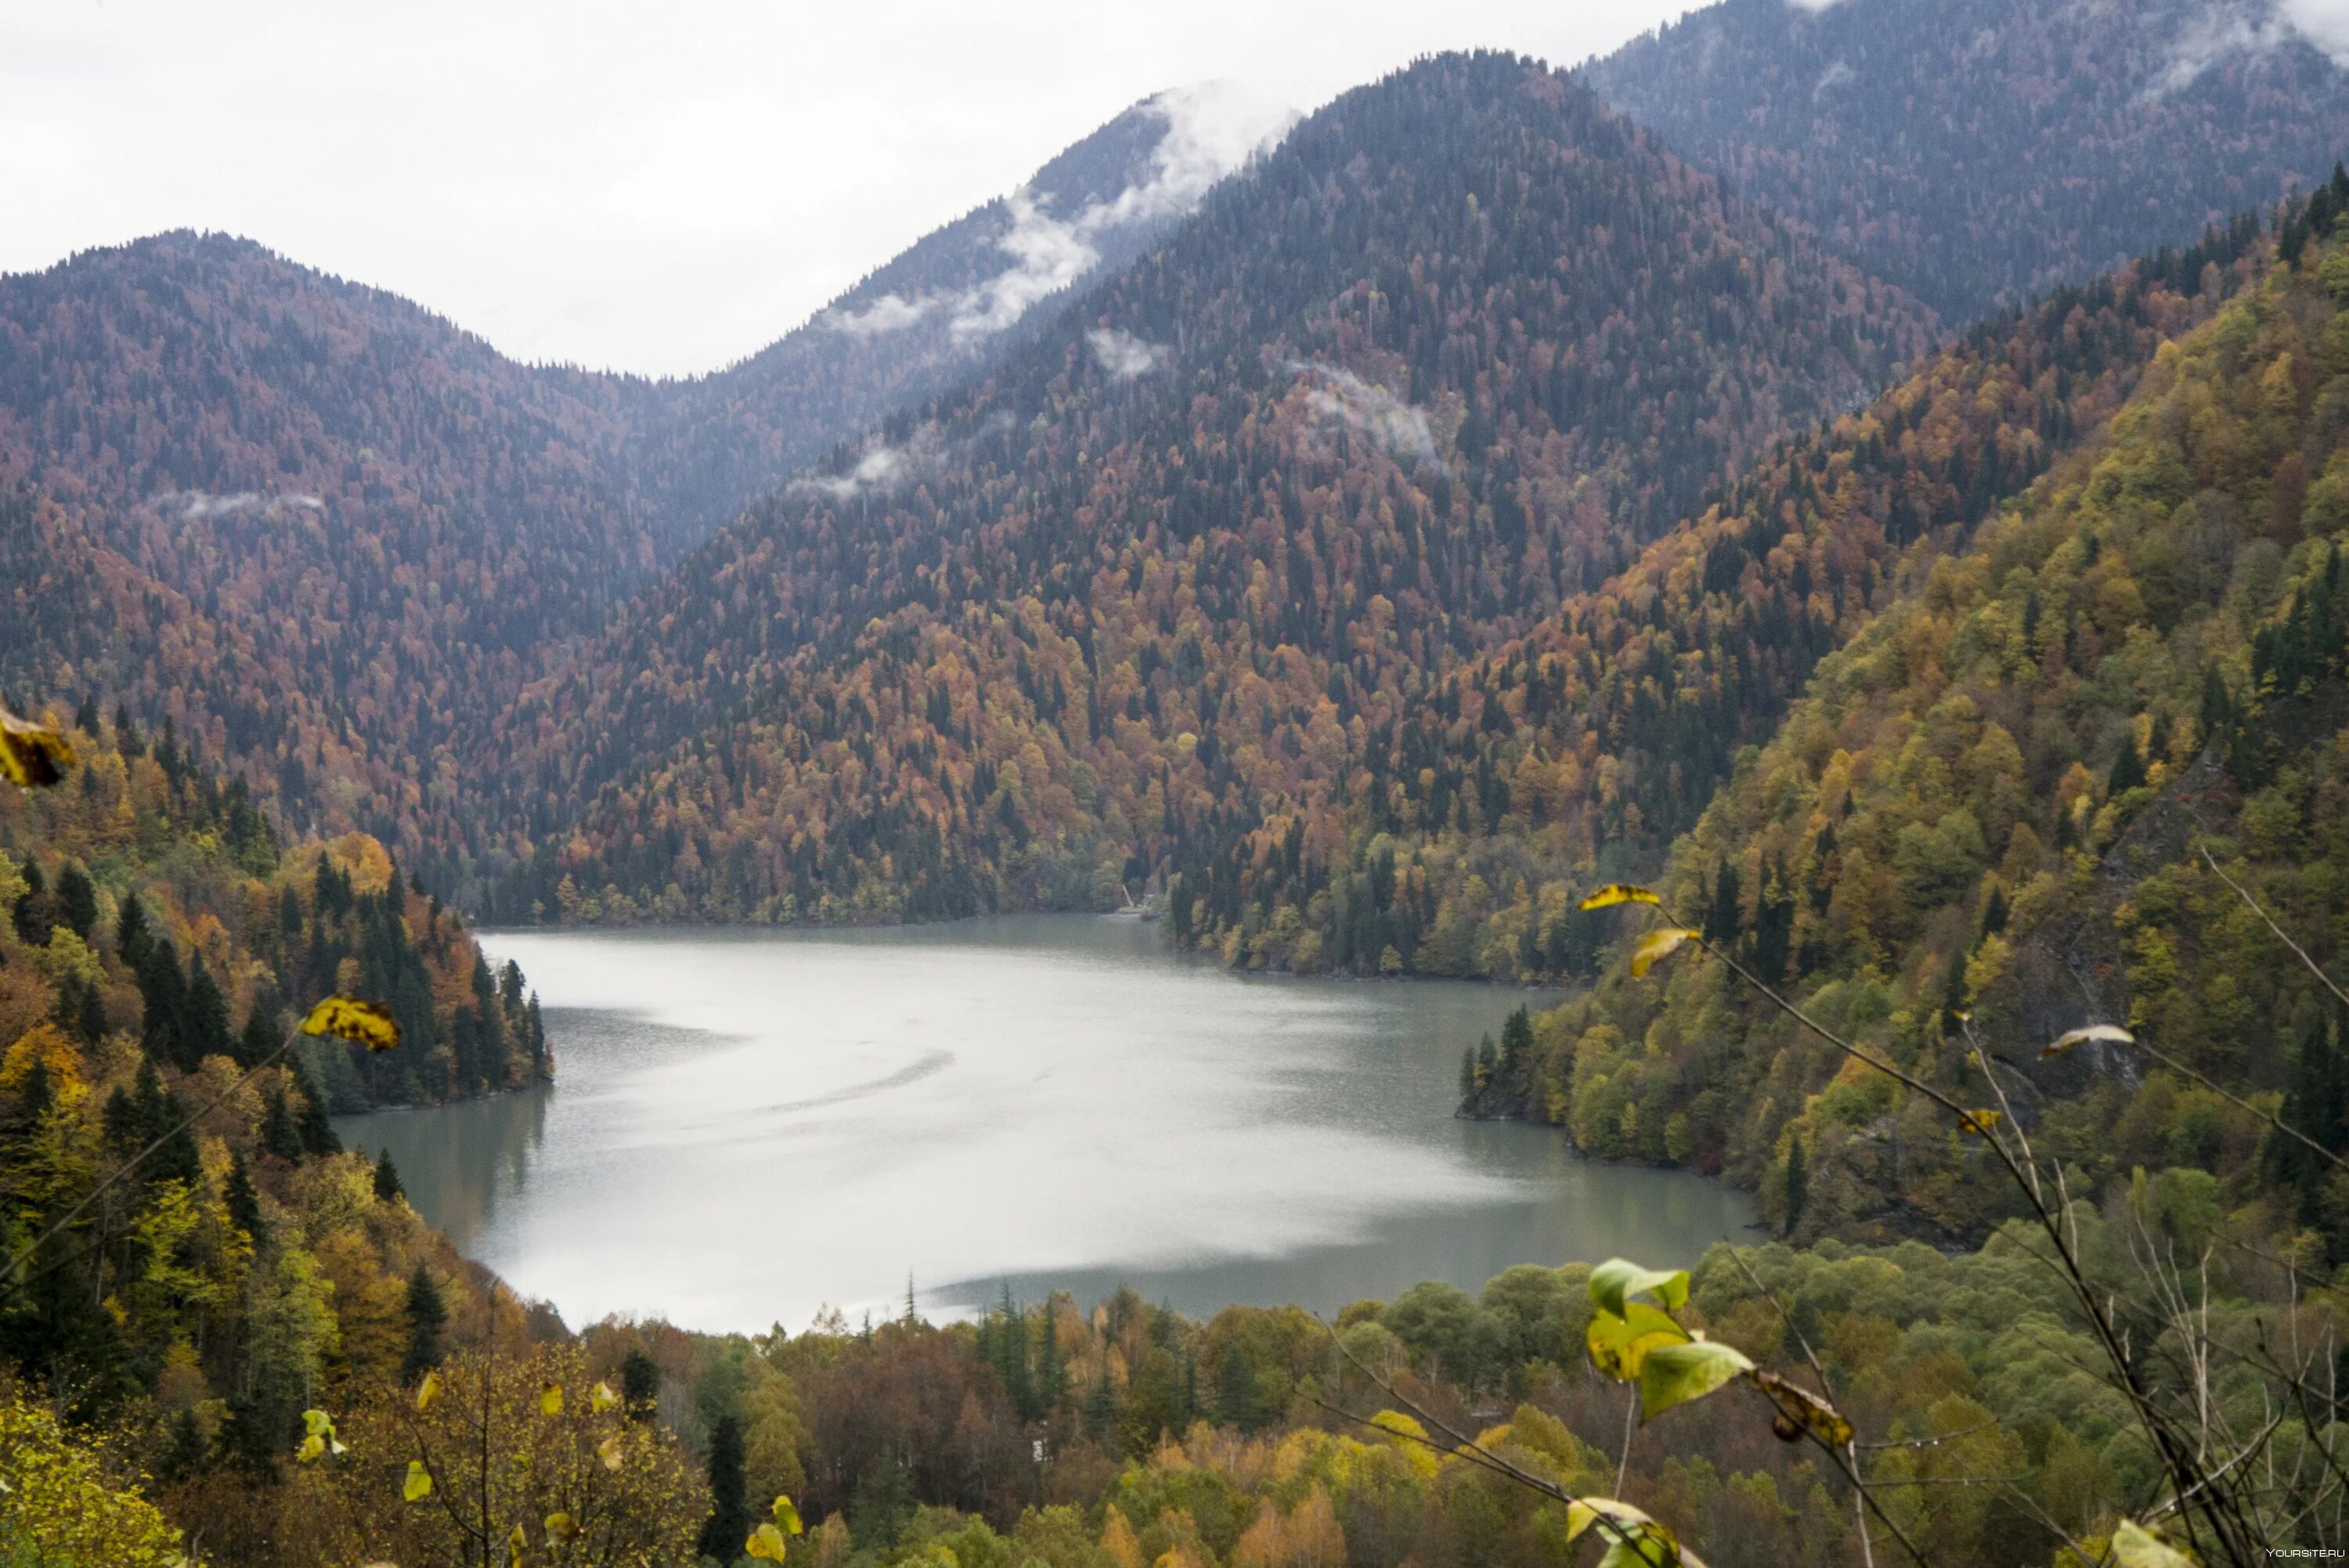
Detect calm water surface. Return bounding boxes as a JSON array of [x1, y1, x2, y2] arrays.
[[338, 917, 1752, 1333]]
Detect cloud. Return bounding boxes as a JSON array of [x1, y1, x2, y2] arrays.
[[828, 80, 1297, 347], [1288, 361, 1434, 464], [1811, 58, 1854, 99], [2145, 0, 2349, 93], [1087, 326, 1167, 380], [785, 418, 1001, 501], [152, 490, 324, 520]]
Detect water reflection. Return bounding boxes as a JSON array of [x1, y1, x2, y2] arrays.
[[338, 917, 1753, 1333]]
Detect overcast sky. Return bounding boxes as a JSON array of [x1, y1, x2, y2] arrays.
[[1, 0, 1704, 379]]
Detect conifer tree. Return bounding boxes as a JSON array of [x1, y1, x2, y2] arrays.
[[223, 1151, 262, 1242], [372, 1148, 403, 1202], [1215, 1344, 1261, 1432], [696, 1415, 751, 1564], [400, 1264, 446, 1384], [260, 1090, 303, 1161], [55, 863, 96, 939], [1784, 1134, 1808, 1238], [622, 1349, 661, 1420]]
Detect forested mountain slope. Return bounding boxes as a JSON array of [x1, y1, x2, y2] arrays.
[[471, 51, 1931, 922], [1471, 208, 2349, 1251], [0, 705, 547, 1110], [1583, 0, 2349, 323], [1185, 214, 2274, 980], [0, 92, 1249, 861]]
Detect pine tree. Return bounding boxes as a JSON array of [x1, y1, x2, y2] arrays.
[[695, 1415, 751, 1563], [2109, 731, 2146, 794], [373, 1148, 404, 1202], [401, 1265, 447, 1383], [236, 1004, 279, 1069], [1705, 860, 1742, 943]]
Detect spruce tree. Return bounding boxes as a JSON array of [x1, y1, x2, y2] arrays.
[[136, 939, 189, 1068], [236, 1004, 279, 1069], [1215, 1344, 1261, 1432], [261, 1090, 303, 1161], [55, 863, 96, 939], [185, 957, 233, 1065], [2109, 732, 2146, 794], [373, 1148, 404, 1202], [224, 1151, 263, 1242], [621, 1350, 661, 1420], [695, 1416, 751, 1563], [401, 1265, 447, 1383], [292, 1064, 341, 1155]]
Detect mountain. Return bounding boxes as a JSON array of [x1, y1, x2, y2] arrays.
[[0, 89, 1264, 856], [1582, 0, 2349, 322], [0, 700, 549, 1110], [467, 51, 1932, 923], [1184, 213, 2270, 980], [1472, 206, 2349, 1247]]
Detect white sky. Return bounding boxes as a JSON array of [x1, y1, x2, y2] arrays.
[[0, 0, 1698, 379]]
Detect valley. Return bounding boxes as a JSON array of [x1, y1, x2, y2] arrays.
[[5, 0, 2349, 1563]]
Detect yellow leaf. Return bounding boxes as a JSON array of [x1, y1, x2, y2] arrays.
[[539, 1382, 563, 1416], [1956, 1108, 2003, 1137], [2110, 1519, 2198, 1567], [598, 1435, 624, 1472], [403, 1460, 433, 1503], [543, 1512, 578, 1542], [1586, 1300, 1691, 1381], [1579, 883, 1661, 911], [772, 1495, 804, 1535], [415, 1371, 442, 1411], [1630, 928, 1698, 979], [0, 708, 75, 789], [590, 1381, 619, 1414], [746, 1522, 792, 1561], [1565, 1496, 1658, 1543], [1752, 1369, 1856, 1448], [300, 995, 402, 1053], [507, 1522, 529, 1555], [296, 1433, 325, 1465], [301, 1408, 336, 1437], [2042, 1022, 2134, 1058]]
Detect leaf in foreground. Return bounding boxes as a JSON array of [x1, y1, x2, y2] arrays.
[[300, 995, 402, 1053], [1580, 883, 1662, 910], [414, 1370, 442, 1411], [0, 708, 75, 788], [2110, 1519, 2198, 1566], [539, 1381, 563, 1416], [1630, 928, 1699, 978], [1587, 1299, 1691, 1380], [1639, 1338, 1755, 1422], [1566, 1497, 1706, 1567], [771, 1495, 805, 1535], [1956, 1108, 2003, 1137], [2042, 1023, 2134, 1058], [747, 1522, 793, 1561], [402, 1460, 433, 1502], [1589, 1258, 1690, 1317], [1752, 1368, 1856, 1447]]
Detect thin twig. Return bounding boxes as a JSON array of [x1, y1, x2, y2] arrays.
[[2203, 845, 2349, 1011]]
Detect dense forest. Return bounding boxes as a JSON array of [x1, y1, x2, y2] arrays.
[[0, 92, 1221, 871], [1467, 198, 2349, 1256], [1173, 212, 2276, 980], [473, 51, 1929, 925], [1583, 0, 2349, 321]]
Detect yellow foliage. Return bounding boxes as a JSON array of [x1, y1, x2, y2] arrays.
[[0, 1391, 186, 1566]]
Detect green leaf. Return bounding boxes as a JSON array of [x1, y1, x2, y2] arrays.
[[1589, 1258, 1690, 1318], [1586, 1299, 1690, 1380], [772, 1496, 804, 1535], [1639, 1339, 1755, 1422]]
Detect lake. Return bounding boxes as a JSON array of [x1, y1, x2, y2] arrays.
[[337, 917, 1753, 1334]]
